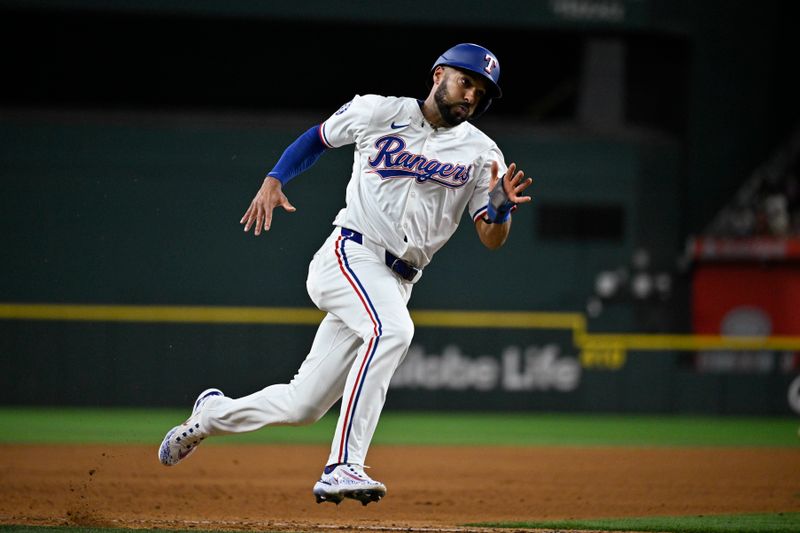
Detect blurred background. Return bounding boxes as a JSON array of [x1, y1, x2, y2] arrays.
[[1, 0, 799, 415]]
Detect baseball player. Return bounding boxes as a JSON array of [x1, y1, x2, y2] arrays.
[[159, 43, 532, 506]]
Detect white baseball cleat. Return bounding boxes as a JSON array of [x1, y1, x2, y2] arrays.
[[158, 388, 223, 466], [312, 463, 387, 506]]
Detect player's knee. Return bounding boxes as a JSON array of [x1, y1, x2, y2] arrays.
[[383, 315, 414, 349], [287, 403, 326, 426]]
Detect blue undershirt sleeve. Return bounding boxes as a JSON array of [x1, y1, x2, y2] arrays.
[[267, 125, 329, 185]]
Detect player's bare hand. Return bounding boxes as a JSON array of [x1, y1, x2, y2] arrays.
[[489, 161, 533, 204], [240, 177, 296, 235]]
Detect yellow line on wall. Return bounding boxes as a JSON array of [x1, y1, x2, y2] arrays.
[[410, 310, 584, 330], [580, 332, 800, 351], [0, 303, 325, 325], [0, 303, 583, 330], [4, 303, 800, 353]]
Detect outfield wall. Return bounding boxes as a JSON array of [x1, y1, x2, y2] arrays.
[[1, 303, 797, 414], [1, 112, 796, 414]]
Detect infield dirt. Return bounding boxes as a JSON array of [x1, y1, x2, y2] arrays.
[[1, 444, 799, 532]]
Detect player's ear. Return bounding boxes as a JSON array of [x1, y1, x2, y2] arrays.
[[432, 66, 446, 86]]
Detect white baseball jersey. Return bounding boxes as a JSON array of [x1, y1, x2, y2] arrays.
[[320, 94, 508, 268]]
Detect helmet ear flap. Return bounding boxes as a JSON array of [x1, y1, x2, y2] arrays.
[[472, 97, 492, 119]]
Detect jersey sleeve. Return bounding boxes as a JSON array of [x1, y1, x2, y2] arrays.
[[318, 94, 379, 149], [468, 144, 508, 222]]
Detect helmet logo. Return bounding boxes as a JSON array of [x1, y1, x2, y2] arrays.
[[483, 54, 498, 76]]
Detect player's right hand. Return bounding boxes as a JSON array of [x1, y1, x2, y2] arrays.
[[240, 176, 296, 235]]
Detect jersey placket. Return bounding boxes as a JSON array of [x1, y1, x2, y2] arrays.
[[400, 128, 436, 259]]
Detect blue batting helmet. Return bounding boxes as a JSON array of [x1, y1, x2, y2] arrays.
[[431, 43, 502, 117]]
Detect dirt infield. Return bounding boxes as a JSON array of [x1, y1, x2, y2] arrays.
[[1, 444, 799, 532]]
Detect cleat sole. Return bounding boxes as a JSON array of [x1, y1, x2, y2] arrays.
[[314, 493, 344, 505], [342, 488, 385, 506]]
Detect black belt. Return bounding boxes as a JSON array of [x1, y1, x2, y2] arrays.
[[340, 228, 422, 283]]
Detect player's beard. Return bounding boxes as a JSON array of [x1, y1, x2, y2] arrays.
[[433, 81, 471, 127]]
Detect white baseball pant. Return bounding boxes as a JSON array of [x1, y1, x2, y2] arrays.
[[201, 226, 414, 466]]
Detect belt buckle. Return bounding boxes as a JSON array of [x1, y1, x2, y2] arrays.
[[389, 257, 411, 281], [390, 256, 422, 283], [389, 257, 403, 272]]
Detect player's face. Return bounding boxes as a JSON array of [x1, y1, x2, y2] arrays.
[[433, 68, 488, 126]]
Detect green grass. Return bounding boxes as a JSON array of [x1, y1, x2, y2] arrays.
[[2, 514, 799, 533], [471, 512, 800, 533], [1, 408, 798, 447], [374, 412, 800, 446]]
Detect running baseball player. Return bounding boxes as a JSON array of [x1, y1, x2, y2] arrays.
[[159, 43, 532, 506]]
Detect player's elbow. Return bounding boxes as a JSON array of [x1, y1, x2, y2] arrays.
[[480, 230, 508, 250], [482, 235, 506, 250], [475, 219, 509, 250]]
